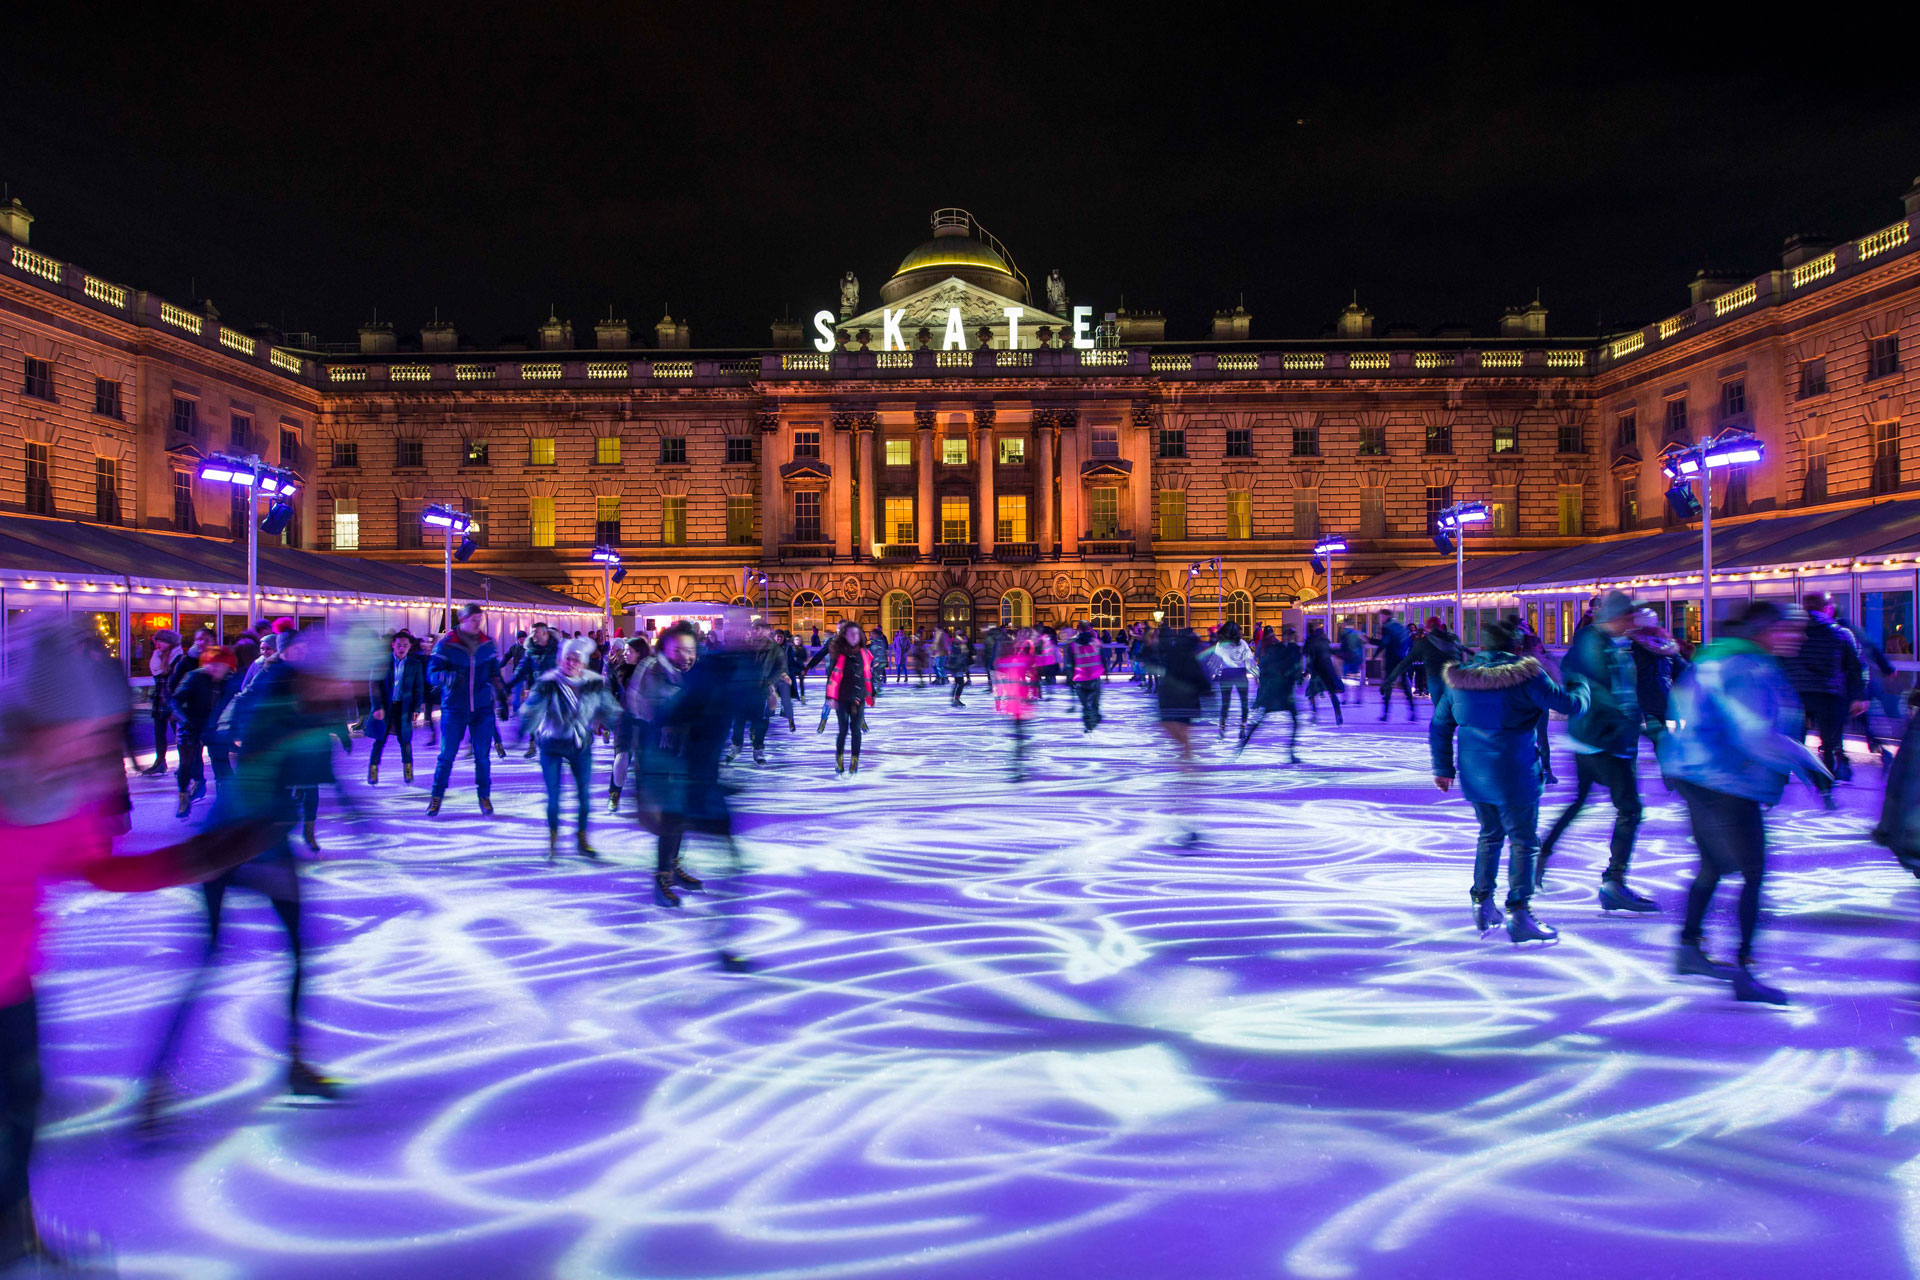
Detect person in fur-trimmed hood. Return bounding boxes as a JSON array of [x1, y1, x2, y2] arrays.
[[1430, 617, 1588, 944]]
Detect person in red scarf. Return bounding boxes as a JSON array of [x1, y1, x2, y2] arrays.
[[822, 620, 874, 774]]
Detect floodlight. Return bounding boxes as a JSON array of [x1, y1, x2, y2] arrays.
[[259, 499, 295, 535], [454, 534, 477, 562]]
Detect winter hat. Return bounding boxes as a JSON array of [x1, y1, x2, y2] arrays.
[[152, 629, 180, 648], [272, 617, 298, 635], [1595, 590, 1635, 623], [257, 633, 281, 656], [1426, 616, 1444, 630], [199, 645, 236, 668], [561, 636, 597, 665]]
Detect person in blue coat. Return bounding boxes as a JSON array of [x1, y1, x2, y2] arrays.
[[1372, 610, 1415, 721], [1430, 618, 1588, 944], [366, 630, 427, 785], [427, 604, 506, 816]]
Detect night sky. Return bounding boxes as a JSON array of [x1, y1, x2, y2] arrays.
[[9, 6, 1916, 349]]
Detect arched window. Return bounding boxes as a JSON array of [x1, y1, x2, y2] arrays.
[[1001, 588, 1033, 629], [791, 590, 824, 636], [883, 589, 914, 638], [1159, 591, 1187, 628], [940, 590, 974, 632], [1227, 590, 1253, 632], [1090, 588, 1123, 630]]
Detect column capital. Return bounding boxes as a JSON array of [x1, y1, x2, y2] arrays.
[[754, 408, 781, 434], [831, 409, 862, 434], [1130, 399, 1156, 430], [857, 410, 881, 433], [913, 407, 937, 433]]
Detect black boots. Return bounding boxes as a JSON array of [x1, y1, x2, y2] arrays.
[[654, 873, 681, 908], [1733, 965, 1789, 1005], [1471, 894, 1504, 934], [547, 829, 559, 863], [607, 784, 622, 813], [176, 792, 192, 819], [1598, 877, 1658, 912], [673, 865, 704, 891], [287, 1058, 342, 1099], [478, 796, 494, 816], [577, 831, 601, 862], [367, 760, 379, 786], [1506, 904, 1557, 943], [1674, 942, 1736, 980], [426, 796, 443, 816], [302, 821, 319, 851]]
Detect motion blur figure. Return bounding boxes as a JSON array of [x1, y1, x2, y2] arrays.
[[521, 636, 619, 862], [1660, 600, 1832, 1005]]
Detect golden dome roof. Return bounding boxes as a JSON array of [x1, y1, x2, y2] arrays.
[[880, 209, 1029, 305], [890, 235, 1015, 280]]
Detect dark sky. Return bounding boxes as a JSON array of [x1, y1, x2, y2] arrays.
[[8, 5, 1916, 349]]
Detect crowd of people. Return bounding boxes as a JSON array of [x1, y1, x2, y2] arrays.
[[1, 587, 1914, 1267]]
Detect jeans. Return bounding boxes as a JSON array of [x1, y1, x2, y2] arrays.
[[1381, 671, 1415, 714], [539, 740, 592, 831], [1240, 704, 1299, 755], [933, 654, 947, 683], [367, 701, 415, 767], [1677, 780, 1767, 962], [1217, 675, 1248, 728], [149, 700, 171, 770], [835, 706, 863, 759], [1540, 751, 1643, 880], [731, 709, 769, 752], [431, 704, 495, 798], [1073, 678, 1102, 730], [1471, 794, 1541, 906], [1800, 691, 1849, 776], [0, 996, 38, 1218], [177, 730, 232, 792]]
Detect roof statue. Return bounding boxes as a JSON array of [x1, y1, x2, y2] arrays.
[[839, 271, 859, 319], [1046, 269, 1067, 317]]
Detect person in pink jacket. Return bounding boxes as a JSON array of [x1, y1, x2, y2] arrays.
[[995, 629, 1039, 780]]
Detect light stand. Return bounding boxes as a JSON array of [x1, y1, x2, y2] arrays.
[[593, 545, 623, 639], [1661, 429, 1763, 645], [198, 452, 300, 631], [1435, 501, 1492, 636], [422, 503, 474, 631], [1312, 536, 1348, 641]]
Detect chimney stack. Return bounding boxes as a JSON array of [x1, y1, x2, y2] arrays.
[[538, 309, 574, 350], [1688, 269, 1749, 307], [770, 316, 803, 348], [1210, 299, 1251, 341], [654, 311, 690, 350], [420, 315, 458, 352], [1497, 297, 1547, 338], [358, 318, 396, 354], [595, 315, 630, 350], [1334, 297, 1373, 339], [0, 199, 33, 245]]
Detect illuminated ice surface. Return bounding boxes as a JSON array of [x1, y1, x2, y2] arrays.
[[31, 684, 1920, 1279]]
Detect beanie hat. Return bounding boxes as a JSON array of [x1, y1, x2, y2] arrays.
[[1595, 590, 1635, 624], [272, 617, 298, 635], [200, 645, 236, 667]]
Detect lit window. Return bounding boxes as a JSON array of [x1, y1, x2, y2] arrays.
[[660, 496, 685, 544], [1492, 419, 1518, 453], [1160, 592, 1188, 627], [886, 590, 916, 635], [886, 438, 912, 467], [726, 495, 755, 544], [942, 436, 969, 466], [1358, 423, 1386, 456], [596, 436, 623, 465], [464, 439, 490, 467], [1229, 490, 1255, 539], [1090, 487, 1120, 539], [1226, 591, 1253, 631], [1425, 419, 1453, 454], [659, 437, 686, 465], [333, 498, 360, 550], [530, 436, 556, 466], [885, 497, 914, 543], [596, 495, 621, 544], [1557, 487, 1584, 536], [1288, 489, 1314, 538], [998, 436, 1025, 465], [1000, 589, 1032, 629], [530, 496, 555, 547], [1090, 588, 1123, 629], [940, 496, 970, 542], [996, 494, 1028, 543], [1157, 490, 1186, 541]]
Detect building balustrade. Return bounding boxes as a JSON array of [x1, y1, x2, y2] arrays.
[[1081, 537, 1134, 557], [778, 541, 834, 560], [935, 541, 977, 562], [876, 543, 919, 561], [992, 541, 1038, 561]]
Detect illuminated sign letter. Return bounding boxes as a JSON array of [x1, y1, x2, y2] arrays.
[[1072, 305, 1096, 350], [811, 310, 836, 353], [942, 306, 966, 351], [883, 309, 906, 351], [1003, 306, 1023, 348]]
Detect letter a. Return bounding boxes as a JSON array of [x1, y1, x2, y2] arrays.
[[883, 309, 906, 351], [943, 307, 966, 351]]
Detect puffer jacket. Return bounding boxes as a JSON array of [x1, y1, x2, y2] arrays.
[[510, 635, 560, 690], [1561, 624, 1639, 756], [429, 631, 505, 715], [1630, 629, 1684, 722], [1430, 651, 1586, 805], [1658, 638, 1829, 804], [1786, 615, 1866, 701], [521, 668, 620, 751]]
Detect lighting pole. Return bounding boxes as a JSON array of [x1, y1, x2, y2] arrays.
[[1434, 501, 1492, 636], [592, 545, 624, 638], [422, 504, 473, 632], [1662, 428, 1762, 646], [1313, 535, 1348, 639], [198, 452, 299, 632]]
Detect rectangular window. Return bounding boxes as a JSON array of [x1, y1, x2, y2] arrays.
[[229, 414, 254, 453], [726, 495, 755, 544], [94, 457, 119, 525], [1799, 358, 1828, 398], [1360, 488, 1385, 537], [1426, 484, 1454, 530], [93, 378, 121, 419], [1159, 427, 1187, 458], [1358, 422, 1386, 456], [794, 491, 823, 542], [596, 495, 622, 545], [529, 496, 555, 547], [1617, 477, 1639, 529], [1664, 397, 1688, 436], [1557, 418, 1585, 453], [792, 429, 821, 460], [1717, 468, 1749, 517], [332, 498, 360, 550], [1288, 489, 1315, 538], [1424, 419, 1453, 455], [1156, 490, 1187, 541], [24, 443, 51, 515], [726, 436, 753, 464], [1614, 411, 1636, 450], [996, 494, 1028, 543], [941, 436, 968, 466], [529, 436, 556, 466], [885, 497, 914, 543], [1871, 335, 1902, 380], [1864, 589, 1915, 657], [397, 438, 424, 468], [1291, 422, 1319, 457], [1089, 487, 1120, 538], [463, 439, 490, 467], [1872, 420, 1902, 494], [1719, 379, 1747, 421], [659, 437, 686, 465], [997, 436, 1025, 465], [172, 396, 197, 435], [230, 485, 249, 538], [1803, 433, 1829, 503], [1557, 487, 1585, 535], [660, 496, 685, 545], [940, 496, 970, 542], [172, 470, 196, 532], [330, 440, 359, 468], [1091, 426, 1119, 458], [22, 357, 53, 401], [1225, 426, 1252, 458], [1492, 419, 1518, 453], [397, 499, 422, 549], [886, 437, 912, 467], [1230, 491, 1254, 539], [1490, 496, 1517, 535], [596, 436, 623, 465], [279, 425, 299, 467]]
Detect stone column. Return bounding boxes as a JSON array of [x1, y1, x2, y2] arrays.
[[1059, 410, 1081, 557], [915, 408, 936, 559], [1131, 401, 1155, 545], [1036, 409, 1055, 556], [831, 415, 854, 559], [757, 408, 781, 561], [974, 406, 996, 556], [857, 414, 877, 560]]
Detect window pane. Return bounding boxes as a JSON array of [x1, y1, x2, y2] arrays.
[[1090, 487, 1120, 538], [885, 497, 914, 543], [996, 494, 1028, 543], [792, 430, 821, 459], [1229, 491, 1253, 539], [661, 496, 685, 544], [793, 492, 822, 541], [1865, 590, 1915, 656], [941, 437, 968, 466], [398, 439, 424, 467], [660, 437, 686, 465], [940, 496, 970, 542], [1091, 426, 1119, 457], [1157, 490, 1186, 541], [727, 495, 755, 544], [596, 437, 622, 465], [530, 437, 556, 466], [530, 497, 555, 547], [887, 438, 912, 467], [464, 439, 489, 466], [997, 437, 1025, 465], [596, 495, 622, 545], [333, 499, 360, 550], [726, 436, 753, 464]]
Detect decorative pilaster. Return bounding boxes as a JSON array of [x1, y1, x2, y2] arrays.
[[755, 408, 781, 561], [1035, 409, 1056, 556], [1058, 408, 1081, 557], [1131, 400, 1156, 544], [856, 412, 878, 559], [831, 415, 854, 559], [914, 407, 936, 559], [974, 406, 997, 556]]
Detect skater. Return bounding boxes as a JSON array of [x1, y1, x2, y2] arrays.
[[1158, 630, 1211, 849], [1208, 622, 1254, 736], [822, 621, 875, 774], [995, 628, 1038, 780], [508, 622, 560, 758], [950, 628, 975, 708], [1067, 624, 1104, 730], [143, 628, 182, 774], [726, 623, 782, 765], [366, 630, 426, 785], [1303, 621, 1346, 725], [523, 636, 620, 861], [1661, 600, 1833, 1004], [1786, 592, 1867, 783], [1386, 616, 1465, 720], [1372, 610, 1415, 720], [628, 622, 697, 834], [170, 645, 237, 819], [427, 605, 507, 816], [1239, 624, 1304, 763], [1429, 618, 1587, 943]]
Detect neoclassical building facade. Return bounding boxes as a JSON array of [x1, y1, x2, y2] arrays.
[[0, 184, 1913, 635]]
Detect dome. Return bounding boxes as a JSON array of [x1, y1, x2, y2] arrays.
[[880, 209, 1029, 305]]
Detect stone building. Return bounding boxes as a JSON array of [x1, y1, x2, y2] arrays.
[[0, 184, 1913, 637]]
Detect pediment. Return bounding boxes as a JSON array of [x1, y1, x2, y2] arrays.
[[840, 277, 1072, 347], [780, 459, 833, 482], [1081, 458, 1135, 479]]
